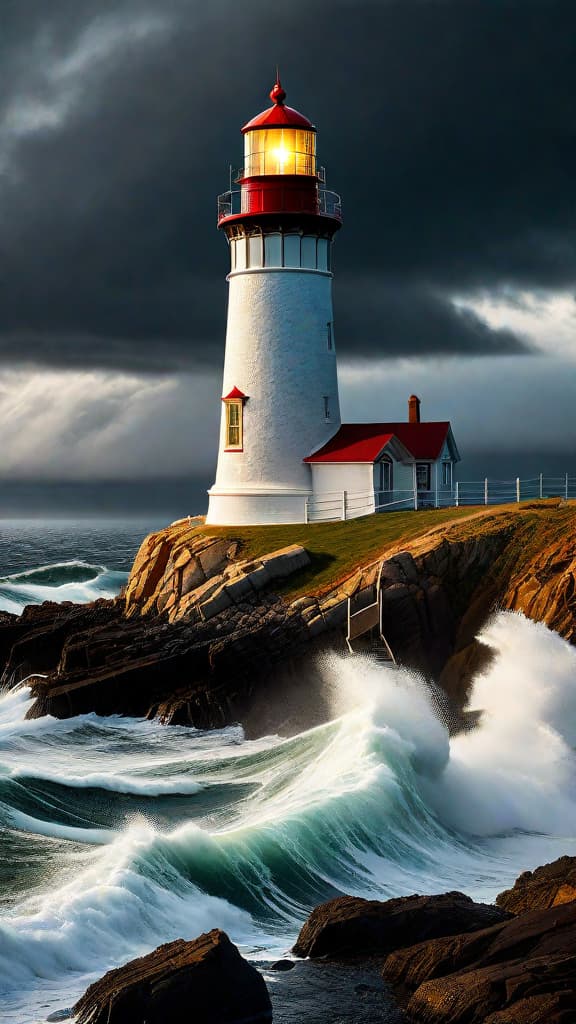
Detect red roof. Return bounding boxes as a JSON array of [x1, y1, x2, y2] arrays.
[[222, 386, 247, 401], [242, 78, 314, 133], [304, 423, 451, 463]]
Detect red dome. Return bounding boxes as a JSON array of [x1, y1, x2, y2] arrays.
[[241, 76, 315, 133]]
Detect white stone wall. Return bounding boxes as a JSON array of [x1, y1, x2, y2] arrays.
[[207, 266, 340, 525]]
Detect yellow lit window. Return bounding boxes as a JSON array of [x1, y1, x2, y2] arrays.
[[225, 400, 243, 449], [244, 128, 317, 177]]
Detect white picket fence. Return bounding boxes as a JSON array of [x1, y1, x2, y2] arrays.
[[304, 474, 576, 523]]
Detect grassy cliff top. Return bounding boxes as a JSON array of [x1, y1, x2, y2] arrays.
[[184, 501, 574, 599], [178, 506, 497, 598]]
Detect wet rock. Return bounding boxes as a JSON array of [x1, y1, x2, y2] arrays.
[[268, 959, 295, 972], [383, 900, 576, 1024], [73, 930, 272, 1024], [496, 855, 576, 915], [406, 952, 576, 1024], [292, 892, 509, 959]]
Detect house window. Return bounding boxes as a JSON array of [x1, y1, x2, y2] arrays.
[[377, 459, 393, 491], [442, 461, 452, 487], [327, 321, 333, 350], [416, 463, 431, 490], [225, 401, 243, 450], [323, 396, 330, 420]]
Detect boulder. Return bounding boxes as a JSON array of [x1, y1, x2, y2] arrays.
[[383, 901, 576, 1024], [496, 855, 576, 915], [73, 930, 272, 1024], [292, 892, 509, 959]]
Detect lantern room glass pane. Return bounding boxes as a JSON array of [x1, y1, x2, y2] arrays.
[[301, 236, 317, 269], [244, 128, 317, 177], [317, 237, 328, 271], [264, 233, 282, 267], [248, 234, 263, 268], [283, 234, 300, 267]]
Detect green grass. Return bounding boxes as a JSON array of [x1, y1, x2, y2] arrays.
[[193, 506, 476, 598]]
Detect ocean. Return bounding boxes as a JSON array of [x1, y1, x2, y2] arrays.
[[0, 520, 575, 1022]]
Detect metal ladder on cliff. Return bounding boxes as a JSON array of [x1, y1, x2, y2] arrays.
[[345, 562, 397, 664]]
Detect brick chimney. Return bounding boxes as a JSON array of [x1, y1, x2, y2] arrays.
[[408, 394, 421, 424]]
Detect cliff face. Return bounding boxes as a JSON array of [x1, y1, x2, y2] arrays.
[[1, 502, 575, 730]]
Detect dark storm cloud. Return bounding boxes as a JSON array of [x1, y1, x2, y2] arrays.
[[334, 280, 532, 358], [0, 0, 574, 371]]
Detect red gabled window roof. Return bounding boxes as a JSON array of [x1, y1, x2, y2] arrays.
[[304, 422, 451, 463], [222, 386, 247, 401]]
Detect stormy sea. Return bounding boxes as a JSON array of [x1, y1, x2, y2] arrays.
[[1, 519, 576, 1022]]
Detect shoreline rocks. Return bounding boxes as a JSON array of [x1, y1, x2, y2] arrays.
[[292, 892, 509, 959], [496, 855, 576, 915], [74, 930, 272, 1024], [291, 857, 576, 1024]]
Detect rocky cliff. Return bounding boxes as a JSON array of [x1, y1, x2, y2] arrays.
[[1, 501, 574, 730]]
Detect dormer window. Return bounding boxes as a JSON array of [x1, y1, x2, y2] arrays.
[[222, 386, 247, 451]]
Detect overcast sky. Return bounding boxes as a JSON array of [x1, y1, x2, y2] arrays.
[[0, 0, 574, 512]]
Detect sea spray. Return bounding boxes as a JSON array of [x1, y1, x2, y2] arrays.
[[1, 611, 575, 1023]]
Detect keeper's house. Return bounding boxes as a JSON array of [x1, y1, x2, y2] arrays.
[[304, 396, 460, 520]]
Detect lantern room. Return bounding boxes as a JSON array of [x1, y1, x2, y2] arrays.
[[241, 78, 317, 179], [217, 77, 341, 226]]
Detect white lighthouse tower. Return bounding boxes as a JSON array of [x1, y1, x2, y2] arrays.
[[206, 77, 343, 525]]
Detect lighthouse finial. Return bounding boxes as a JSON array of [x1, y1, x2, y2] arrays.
[[270, 69, 286, 106]]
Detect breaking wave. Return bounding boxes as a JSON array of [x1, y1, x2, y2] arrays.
[[0, 560, 127, 614], [1, 611, 575, 1021]]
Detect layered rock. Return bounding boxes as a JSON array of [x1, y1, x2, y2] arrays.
[[384, 901, 576, 1024], [74, 929, 272, 1024], [292, 892, 509, 959], [496, 855, 576, 915]]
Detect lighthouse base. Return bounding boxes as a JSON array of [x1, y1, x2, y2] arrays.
[[206, 486, 311, 526]]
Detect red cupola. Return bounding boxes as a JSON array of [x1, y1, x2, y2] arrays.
[[217, 76, 341, 228]]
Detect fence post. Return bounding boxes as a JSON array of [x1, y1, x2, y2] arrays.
[[539, 473, 543, 499], [484, 478, 489, 506], [414, 486, 418, 511], [304, 497, 309, 524], [342, 490, 347, 521], [566, 474, 569, 501], [516, 477, 521, 503], [455, 481, 459, 507]]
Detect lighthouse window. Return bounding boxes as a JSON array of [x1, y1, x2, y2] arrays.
[[235, 237, 247, 271], [225, 401, 243, 450], [264, 233, 282, 267], [248, 234, 263, 269], [301, 236, 317, 269], [317, 238, 329, 271], [323, 396, 330, 420], [283, 234, 300, 268]]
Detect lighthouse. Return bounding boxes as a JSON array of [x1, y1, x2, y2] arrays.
[[206, 77, 343, 525]]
